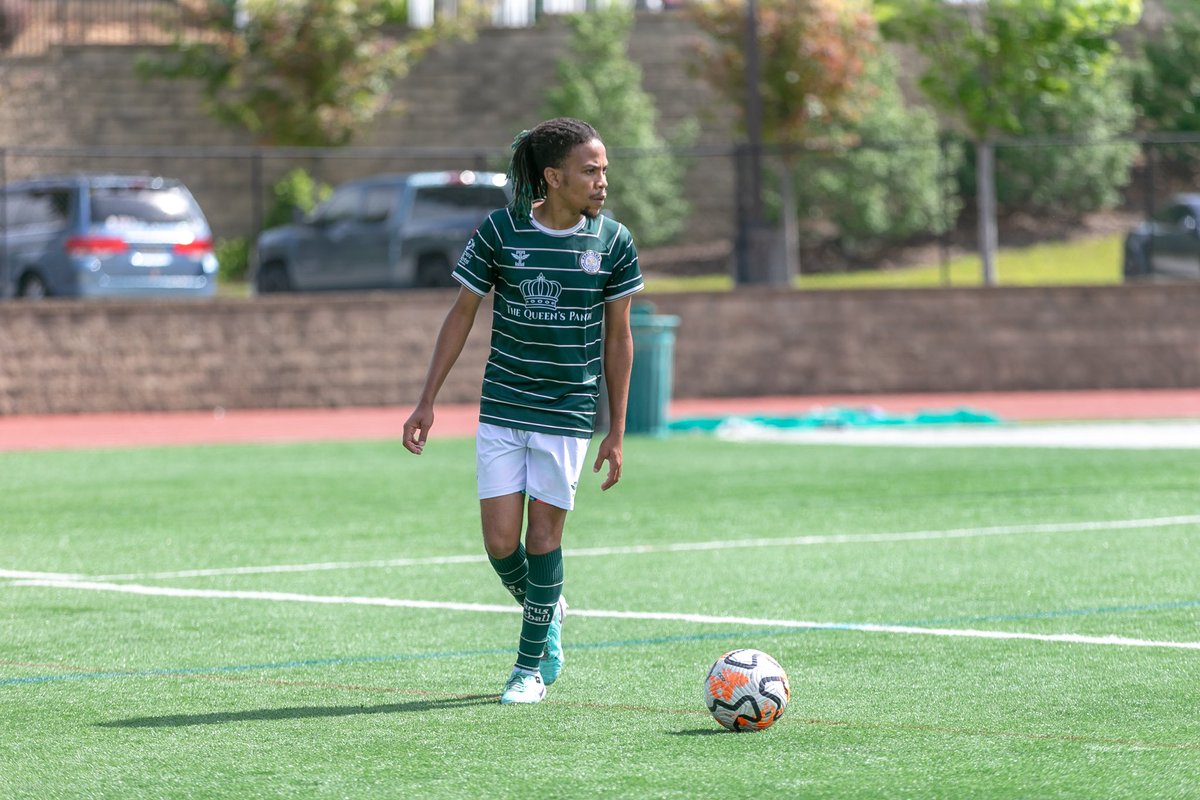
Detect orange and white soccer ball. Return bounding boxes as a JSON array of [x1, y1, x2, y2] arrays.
[[704, 648, 790, 732]]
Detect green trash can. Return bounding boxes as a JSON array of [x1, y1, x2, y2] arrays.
[[626, 301, 680, 437]]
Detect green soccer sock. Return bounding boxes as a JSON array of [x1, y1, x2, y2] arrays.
[[515, 547, 563, 673], [488, 544, 528, 607]]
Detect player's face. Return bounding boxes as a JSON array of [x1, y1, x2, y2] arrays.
[[551, 139, 608, 219]]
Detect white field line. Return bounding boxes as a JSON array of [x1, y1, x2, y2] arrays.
[[717, 421, 1200, 449], [0, 568, 87, 580], [13, 579, 1200, 652], [84, 514, 1200, 582]]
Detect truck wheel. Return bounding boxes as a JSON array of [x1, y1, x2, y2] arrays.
[[256, 263, 292, 293]]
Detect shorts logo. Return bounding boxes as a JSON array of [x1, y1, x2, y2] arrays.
[[579, 250, 602, 275], [513, 249, 530, 267]]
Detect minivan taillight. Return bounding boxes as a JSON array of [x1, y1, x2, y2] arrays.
[[65, 236, 128, 258], [173, 238, 213, 257]]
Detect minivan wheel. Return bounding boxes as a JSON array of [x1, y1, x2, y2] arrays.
[[18, 273, 48, 299], [256, 263, 291, 293], [417, 254, 454, 288]]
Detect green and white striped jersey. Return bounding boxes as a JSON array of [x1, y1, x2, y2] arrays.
[[452, 208, 643, 438]]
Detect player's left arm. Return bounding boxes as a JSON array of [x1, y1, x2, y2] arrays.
[[593, 295, 634, 491]]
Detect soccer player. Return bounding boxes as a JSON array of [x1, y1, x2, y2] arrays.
[[402, 117, 643, 704]]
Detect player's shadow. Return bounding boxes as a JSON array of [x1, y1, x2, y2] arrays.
[[97, 694, 497, 728]]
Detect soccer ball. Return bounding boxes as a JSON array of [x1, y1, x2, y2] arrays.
[[704, 648, 790, 732]]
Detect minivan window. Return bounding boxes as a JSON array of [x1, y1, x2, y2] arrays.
[[5, 190, 70, 231], [90, 187, 198, 226], [410, 186, 507, 221]]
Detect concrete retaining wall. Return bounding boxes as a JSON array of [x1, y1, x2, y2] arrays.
[[1, 284, 1196, 415]]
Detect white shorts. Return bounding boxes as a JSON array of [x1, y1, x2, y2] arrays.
[[476, 422, 590, 511]]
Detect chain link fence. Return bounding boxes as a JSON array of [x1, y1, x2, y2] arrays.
[[2, 133, 1198, 283]]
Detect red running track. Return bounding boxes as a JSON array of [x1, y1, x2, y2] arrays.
[[2, 389, 1199, 452]]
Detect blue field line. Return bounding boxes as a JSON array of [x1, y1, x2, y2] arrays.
[[4, 599, 1198, 688], [906, 598, 1200, 627]]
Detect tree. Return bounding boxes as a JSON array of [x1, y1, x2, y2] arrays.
[[785, 53, 961, 261], [687, 0, 878, 282], [1131, 0, 1200, 170], [878, 0, 1142, 284], [139, 0, 478, 147], [544, 8, 694, 248], [973, 66, 1138, 217]]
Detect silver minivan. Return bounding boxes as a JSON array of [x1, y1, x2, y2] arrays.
[[0, 174, 219, 299]]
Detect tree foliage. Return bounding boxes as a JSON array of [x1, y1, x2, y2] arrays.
[[545, 8, 694, 247], [878, 0, 1141, 138], [785, 54, 962, 257], [687, 0, 878, 146], [964, 66, 1138, 216], [1131, 0, 1200, 134], [139, 0, 477, 147]]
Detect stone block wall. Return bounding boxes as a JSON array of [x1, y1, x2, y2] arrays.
[[1, 284, 1196, 416]]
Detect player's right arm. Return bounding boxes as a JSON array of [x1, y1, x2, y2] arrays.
[[403, 287, 483, 455]]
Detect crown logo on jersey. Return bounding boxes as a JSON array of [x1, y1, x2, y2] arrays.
[[520, 273, 562, 310]]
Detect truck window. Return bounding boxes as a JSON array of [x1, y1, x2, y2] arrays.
[[410, 186, 507, 221]]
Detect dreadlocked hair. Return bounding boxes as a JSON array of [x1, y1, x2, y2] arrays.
[[507, 117, 600, 220]]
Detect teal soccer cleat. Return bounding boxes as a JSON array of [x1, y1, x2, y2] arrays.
[[500, 669, 545, 705], [540, 596, 567, 686]]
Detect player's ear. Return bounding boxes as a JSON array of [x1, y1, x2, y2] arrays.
[[543, 165, 561, 189]]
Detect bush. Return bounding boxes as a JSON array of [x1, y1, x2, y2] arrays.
[[959, 70, 1138, 217], [1132, 1, 1200, 135], [265, 168, 332, 231], [772, 54, 961, 260], [215, 237, 250, 283]]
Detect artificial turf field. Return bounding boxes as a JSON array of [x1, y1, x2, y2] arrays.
[[2, 434, 1199, 799]]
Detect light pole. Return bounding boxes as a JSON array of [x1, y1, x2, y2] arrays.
[[744, 0, 764, 228]]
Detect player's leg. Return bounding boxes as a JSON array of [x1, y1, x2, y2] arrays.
[[524, 499, 569, 686], [521, 432, 589, 687], [482, 493, 527, 606], [477, 424, 546, 704], [487, 493, 549, 705], [477, 424, 530, 607]]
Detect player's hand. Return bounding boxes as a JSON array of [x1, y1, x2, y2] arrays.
[[403, 404, 434, 454], [593, 432, 623, 491]]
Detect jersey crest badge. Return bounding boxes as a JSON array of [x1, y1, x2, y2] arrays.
[[513, 250, 530, 267], [579, 250, 602, 275]]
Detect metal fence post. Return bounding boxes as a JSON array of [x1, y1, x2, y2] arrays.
[[0, 147, 6, 298], [1142, 139, 1156, 221], [251, 149, 263, 238], [938, 136, 951, 287]]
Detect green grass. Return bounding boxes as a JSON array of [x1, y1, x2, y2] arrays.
[[3, 435, 1199, 798], [644, 234, 1123, 293]]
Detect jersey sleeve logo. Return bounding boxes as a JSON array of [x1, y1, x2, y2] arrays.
[[579, 250, 602, 275], [457, 239, 476, 269]]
